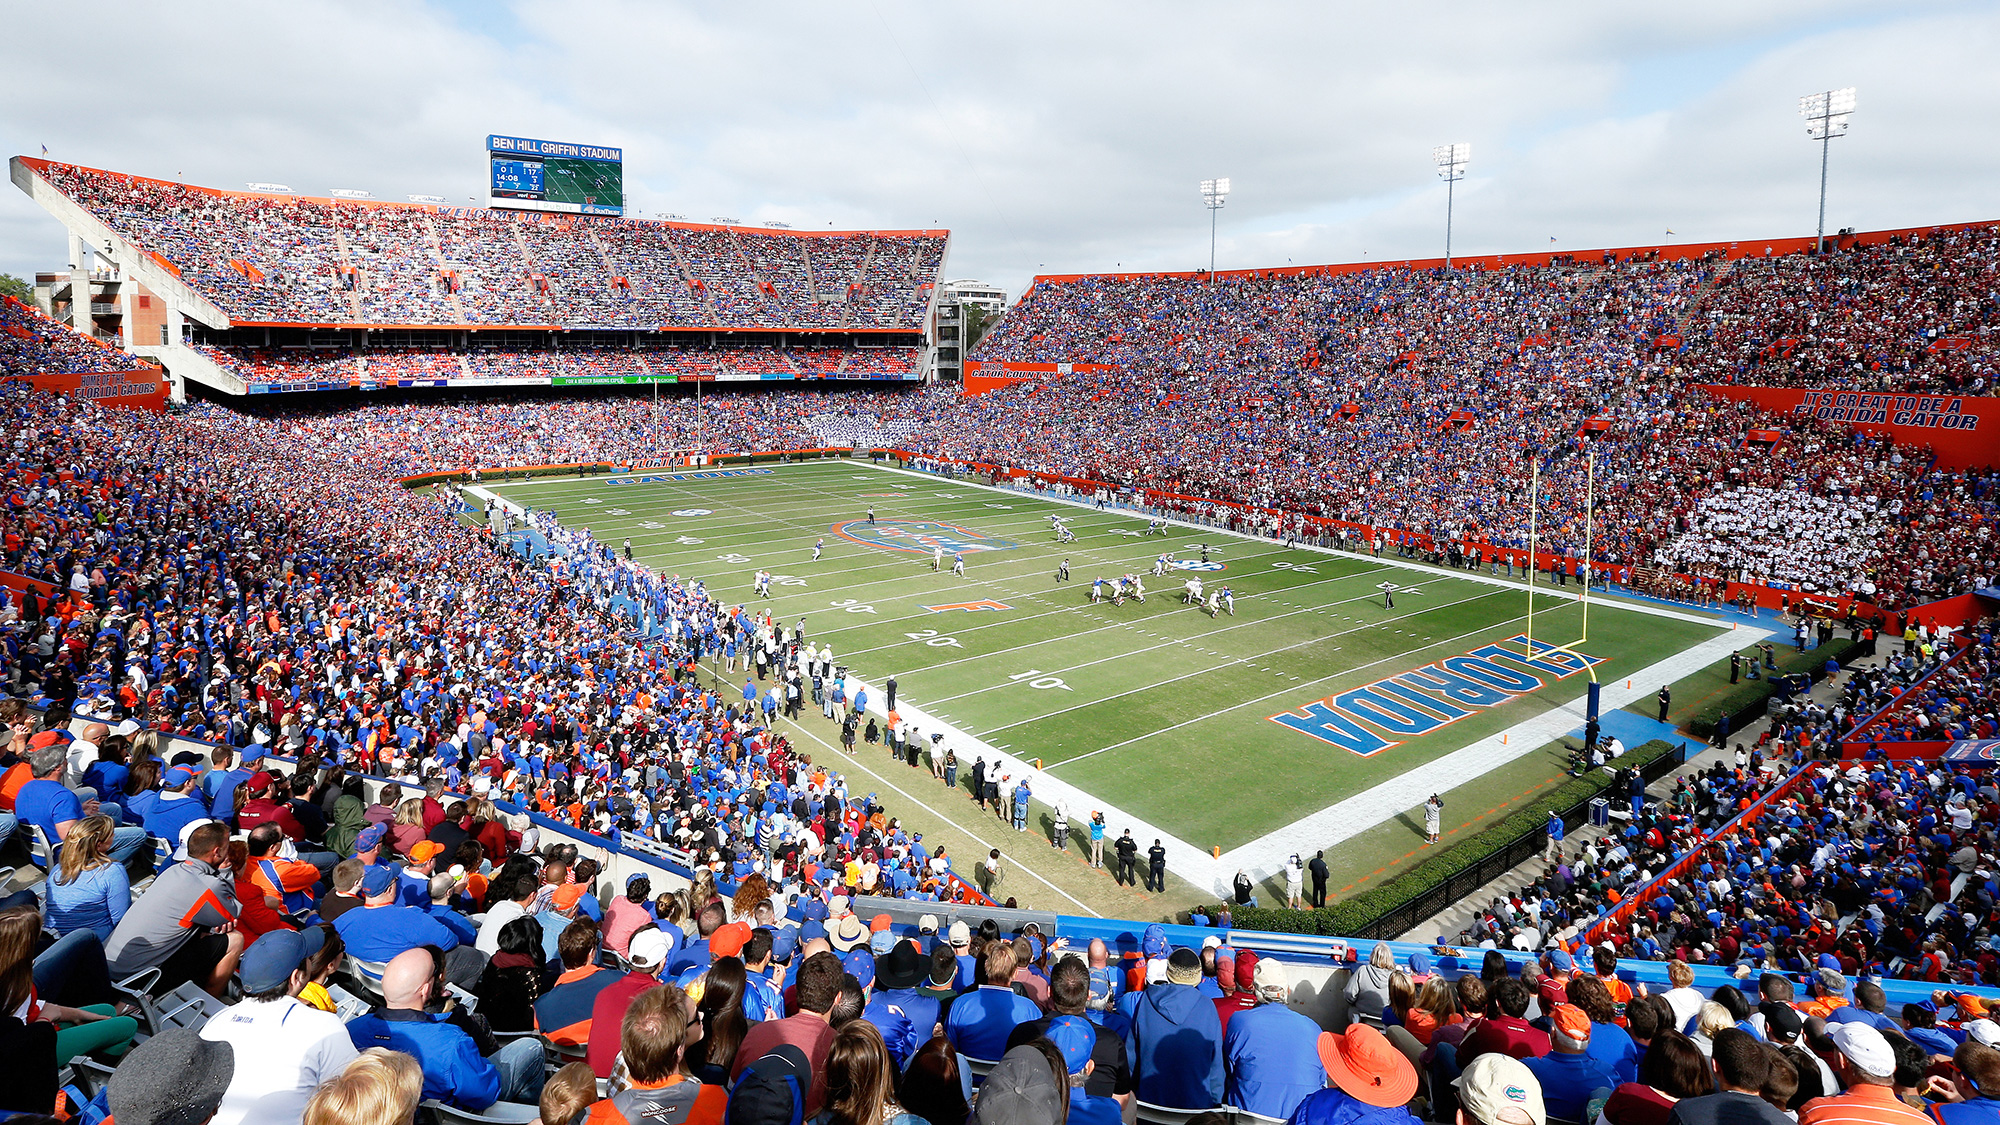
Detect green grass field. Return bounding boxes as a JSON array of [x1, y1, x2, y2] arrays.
[[482, 460, 1727, 895]]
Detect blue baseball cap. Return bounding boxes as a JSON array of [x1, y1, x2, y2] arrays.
[[801, 899, 829, 923], [239, 927, 327, 993], [842, 948, 874, 990], [165, 766, 198, 787], [1547, 949, 1573, 972], [1047, 1015, 1096, 1074], [360, 866, 396, 897], [355, 824, 388, 853]]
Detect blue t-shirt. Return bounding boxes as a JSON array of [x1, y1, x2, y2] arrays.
[[15, 779, 84, 843]]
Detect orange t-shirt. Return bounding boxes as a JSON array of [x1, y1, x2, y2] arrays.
[[0, 762, 31, 812]]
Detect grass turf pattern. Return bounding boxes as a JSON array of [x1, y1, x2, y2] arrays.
[[490, 462, 1722, 856]]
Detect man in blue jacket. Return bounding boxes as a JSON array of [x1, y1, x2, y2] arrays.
[[1224, 958, 1328, 1120], [1126, 948, 1224, 1109], [946, 940, 1041, 1060], [334, 866, 486, 988], [347, 948, 544, 1110]]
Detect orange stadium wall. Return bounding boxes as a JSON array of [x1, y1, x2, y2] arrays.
[[1698, 385, 1998, 470], [5, 368, 167, 412]]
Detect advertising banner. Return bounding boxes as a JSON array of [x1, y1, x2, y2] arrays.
[[1699, 385, 1998, 469], [549, 375, 678, 386], [8, 367, 167, 412]]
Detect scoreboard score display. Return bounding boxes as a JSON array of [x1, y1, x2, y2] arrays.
[[487, 135, 623, 216]]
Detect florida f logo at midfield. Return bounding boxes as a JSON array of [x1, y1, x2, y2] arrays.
[[833, 519, 1021, 555]]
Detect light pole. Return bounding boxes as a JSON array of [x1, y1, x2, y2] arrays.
[[1199, 178, 1230, 278], [1798, 87, 1857, 253], [1432, 144, 1469, 268]]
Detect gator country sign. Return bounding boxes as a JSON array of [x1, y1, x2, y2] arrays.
[[832, 519, 1021, 555]]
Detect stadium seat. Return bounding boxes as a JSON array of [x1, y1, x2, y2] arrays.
[[1135, 1099, 1223, 1125], [423, 1100, 542, 1124]]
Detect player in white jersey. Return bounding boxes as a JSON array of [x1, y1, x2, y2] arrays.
[[1057, 524, 1075, 544], [1128, 574, 1145, 603], [1184, 576, 1204, 604], [932, 545, 944, 571], [1205, 588, 1220, 617]]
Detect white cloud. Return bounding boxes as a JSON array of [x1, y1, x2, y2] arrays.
[[1, 0, 1993, 302]]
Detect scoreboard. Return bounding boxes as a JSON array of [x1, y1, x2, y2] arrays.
[[487, 135, 623, 216]]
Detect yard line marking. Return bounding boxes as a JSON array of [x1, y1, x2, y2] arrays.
[[976, 586, 1512, 733]]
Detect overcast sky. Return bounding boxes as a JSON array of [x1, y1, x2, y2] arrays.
[[3, 0, 1996, 304]]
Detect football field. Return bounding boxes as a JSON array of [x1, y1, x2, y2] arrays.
[[479, 460, 1741, 902]]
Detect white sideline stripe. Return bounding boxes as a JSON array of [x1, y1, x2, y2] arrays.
[[1212, 623, 1781, 885]]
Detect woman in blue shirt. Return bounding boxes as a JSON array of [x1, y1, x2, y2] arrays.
[[43, 815, 130, 942]]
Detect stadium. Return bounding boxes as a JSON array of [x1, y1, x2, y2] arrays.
[[0, 7, 1995, 1125]]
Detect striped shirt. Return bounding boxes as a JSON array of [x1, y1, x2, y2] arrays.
[[1799, 1083, 1932, 1125]]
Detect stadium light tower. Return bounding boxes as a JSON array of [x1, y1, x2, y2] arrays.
[[1799, 87, 1857, 253], [1432, 143, 1469, 268], [1200, 178, 1230, 279]]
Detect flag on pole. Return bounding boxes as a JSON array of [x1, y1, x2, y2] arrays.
[[40, 145, 48, 156], [1548, 236, 1557, 243]]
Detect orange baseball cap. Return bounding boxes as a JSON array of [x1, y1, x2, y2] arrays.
[[710, 921, 754, 959]]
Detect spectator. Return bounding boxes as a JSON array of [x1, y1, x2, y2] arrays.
[[588, 925, 673, 1078], [948, 939, 1042, 1061], [1456, 1053, 1548, 1125], [902, 1035, 970, 1125], [1348, 943, 1400, 1015], [537, 917, 619, 1052], [604, 874, 654, 958], [106, 1027, 234, 1125], [733, 948, 844, 1114], [583, 982, 725, 1125], [1047, 1014, 1123, 1125], [1926, 1041, 2000, 1125], [821, 1019, 927, 1125], [1659, 962, 1704, 1035], [1224, 957, 1328, 1119], [104, 820, 242, 996], [199, 926, 360, 1125], [14, 742, 150, 868], [1460, 978, 1552, 1065], [540, 1061, 601, 1125], [1405, 976, 1464, 1048], [318, 858, 367, 922], [42, 813, 130, 942], [1603, 1031, 1714, 1125], [1565, 975, 1640, 1087], [1005, 956, 1133, 1105], [346, 946, 545, 1111], [0, 904, 137, 1067], [1288, 1024, 1422, 1125], [302, 1047, 425, 1125], [1797, 1024, 1930, 1125], [332, 865, 483, 987], [1519, 1005, 1617, 1122], [972, 1041, 1068, 1125], [1126, 947, 1225, 1109], [473, 915, 549, 1033], [1668, 1028, 1789, 1125]]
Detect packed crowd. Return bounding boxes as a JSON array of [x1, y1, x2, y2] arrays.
[[35, 162, 946, 331], [192, 344, 923, 386], [0, 376, 997, 928], [1452, 621, 2000, 986], [957, 239, 2000, 607], [20, 812, 2000, 1125], [1677, 226, 2000, 395], [0, 295, 135, 377]]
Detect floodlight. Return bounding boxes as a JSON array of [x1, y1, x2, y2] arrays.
[[1199, 178, 1230, 276], [1798, 88, 1859, 249], [1432, 143, 1470, 267]]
